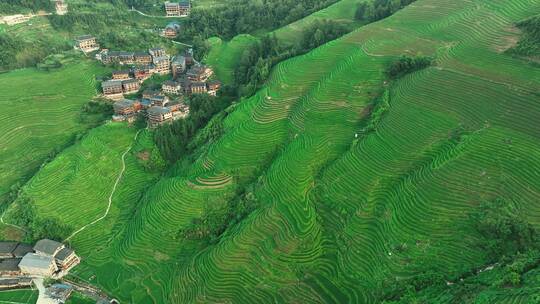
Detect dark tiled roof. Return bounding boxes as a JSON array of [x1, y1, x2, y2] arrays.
[[0, 242, 18, 255], [33, 239, 63, 256], [148, 106, 171, 115], [122, 79, 139, 85], [12, 243, 33, 258], [102, 80, 123, 88], [55, 247, 74, 261], [0, 258, 21, 271]]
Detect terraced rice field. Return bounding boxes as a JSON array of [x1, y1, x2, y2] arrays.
[[10, 0, 540, 302], [0, 289, 37, 304], [0, 61, 109, 198]]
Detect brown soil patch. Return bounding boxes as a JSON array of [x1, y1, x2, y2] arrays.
[[137, 150, 150, 161]]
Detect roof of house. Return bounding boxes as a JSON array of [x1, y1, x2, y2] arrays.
[[153, 56, 169, 63], [0, 258, 21, 272], [122, 78, 139, 85], [33, 239, 63, 256], [134, 51, 151, 57], [191, 81, 206, 87], [115, 99, 138, 108], [55, 248, 74, 262], [148, 106, 171, 115], [0, 242, 18, 255], [112, 70, 130, 75], [102, 80, 123, 88], [150, 47, 164, 52], [12, 243, 33, 258], [172, 56, 186, 64], [118, 51, 134, 57], [19, 253, 55, 270], [163, 80, 180, 87]]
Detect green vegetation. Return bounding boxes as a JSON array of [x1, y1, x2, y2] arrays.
[[65, 291, 96, 304], [2, 0, 540, 303], [0, 0, 52, 14], [179, 0, 339, 40], [0, 61, 109, 201], [0, 289, 38, 304], [508, 15, 540, 58], [386, 55, 432, 79], [355, 0, 417, 22], [205, 35, 258, 85]]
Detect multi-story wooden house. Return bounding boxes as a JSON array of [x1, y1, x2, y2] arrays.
[[134, 52, 153, 65], [164, 1, 191, 17], [148, 106, 173, 127], [102, 80, 124, 98], [150, 95, 170, 107], [113, 99, 142, 116], [186, 64, 213, 82], [162, 81, 182, 95], [112, 70, 131, 80], [149, 47, 166, 58], [122, 79, 140, 94], [190, 81, 208, 95], [207, 80, 222, 96], [171, 55, 186, 78], [153, 56, 170, 75], [75, 35, 100, 53]]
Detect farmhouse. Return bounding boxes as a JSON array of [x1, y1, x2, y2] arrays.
[[153, 56, 171, 75], [207, 80, 222, 96], [1, 15, 30, 26], [18, 253, 58, 277], [162, 81, 182, 95], [75, 35, 100, 53], [112, 70, 131, 80], [190, 81, 207, 95], [0, 259, 22, 276], [164, 1, 191, 17], [102, 80, 124, 97], [143, 89, 160, 99], [163, 22, 180, 38], [171, 56, 187, 78], [186, 64, 213, 82], [149, 47, 167, 58], [122, 78, 141, 94], [150, 95, 170, 107], [0, 242, 18, 259], [134, 66, 153, 81], [134, 52, 153, 65], [113, 99, 141, 116], [55, 0, 68, 15], [34, 239, 64, 257], [118, 52, 135, 65], [54, 248, 80, 271], [148, 106, 173, 127]]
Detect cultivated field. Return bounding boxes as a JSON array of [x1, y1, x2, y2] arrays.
[[0, 289, 37, 304], [0, 61, 108, 198], [4, 0, 539, 302]]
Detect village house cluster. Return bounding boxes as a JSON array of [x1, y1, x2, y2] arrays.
[[164, 1, 191, 17], [85, 43, 221, 127], [0, 239, 79, 290]]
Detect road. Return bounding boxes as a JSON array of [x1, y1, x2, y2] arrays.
[[64, 129, 143, 242], [33, 278, 56, 304]]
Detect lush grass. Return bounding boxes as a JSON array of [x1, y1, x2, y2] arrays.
[[65, 291, 95, 304], [0, 289, 38, 304], [0, 61, 109, 199], [8, 0, 540, 303], [205, 34, 258, 85]]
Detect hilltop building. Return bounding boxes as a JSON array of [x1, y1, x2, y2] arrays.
[[55, 0, 68, 15], [186, 64, 213, 82], [153, 56, 171, 75], [163, 22, 180, 38], [134, 52, 153, 65], [207, 80, 222, 96], [113, 99, 141, 116], [149, 47, 167, 58], [148, 106, 173, 127], [75, 35, 100, 53], [190, 81, 207, 95], [122, 79, 140, 94], [112, 70, 131, 80], [162, 81, 182, 95], [164, 1, 191, 17], [102, 80, 124, 99], [171, 56, 186, 78], [18, 253, 58, 277]]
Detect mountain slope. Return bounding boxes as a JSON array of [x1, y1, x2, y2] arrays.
[[8, 0, 540, 303]]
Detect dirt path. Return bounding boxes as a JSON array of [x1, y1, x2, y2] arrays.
[[33, 278, 56, 304], [64, 129, 143, 242], [129, 7, 186, 19], [0, 207, 27, 233]]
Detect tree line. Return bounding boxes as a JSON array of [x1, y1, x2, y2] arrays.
[[178, 0, 339, 41], [355, 0, 417, 23], [0, 0, 52, 14], [507, 15, 540, 57]]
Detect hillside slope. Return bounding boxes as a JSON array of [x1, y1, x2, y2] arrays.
[[10, 0, 540, 303]]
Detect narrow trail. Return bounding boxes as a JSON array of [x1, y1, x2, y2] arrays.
[[172, 40, 193, 48], [0, 205, 27, 233], [64, 129, 143, 242], [128, 7, 186, 19]]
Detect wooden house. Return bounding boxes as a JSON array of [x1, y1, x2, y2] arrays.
[[164, 1, 191, 17], [162, 81, 182, 95], [112, 70, 131, 80], [75, 35, 100, 53], [122, 79, 140, 94]]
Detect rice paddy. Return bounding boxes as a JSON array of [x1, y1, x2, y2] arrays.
[[0, 61, 109, 198], [2, 0, 539, 303], [0, 289, 37, 304]]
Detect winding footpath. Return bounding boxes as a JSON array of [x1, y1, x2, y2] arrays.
[[64, 129, 143, 242], [129, 7, 187, 19]]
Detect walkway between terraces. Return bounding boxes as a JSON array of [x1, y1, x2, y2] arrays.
[[64, 129, 143, 242]]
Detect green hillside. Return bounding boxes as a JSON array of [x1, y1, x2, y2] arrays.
[[1, 0, 539, 303], [0, 61, 108, 200]]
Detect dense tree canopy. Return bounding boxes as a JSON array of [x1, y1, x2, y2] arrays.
[[355, 0, 417, 23]]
